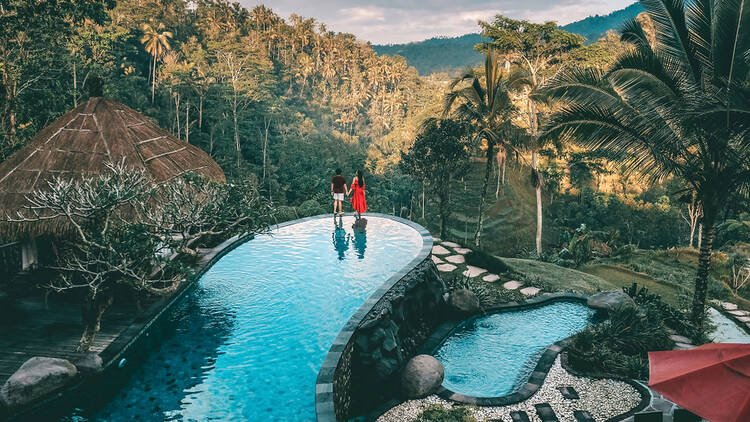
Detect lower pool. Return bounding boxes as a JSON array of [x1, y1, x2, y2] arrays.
[[434, 300, 593, 398], [64, 215, 423, 421]]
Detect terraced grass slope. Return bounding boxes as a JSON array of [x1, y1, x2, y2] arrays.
[[419, 159, 544, 256]]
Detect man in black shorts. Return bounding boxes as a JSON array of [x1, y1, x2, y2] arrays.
[[331, 168, 348, 216]]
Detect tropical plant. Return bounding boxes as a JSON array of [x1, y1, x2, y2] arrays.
[[542, 0, 750, 327], [140, 21, 173, 102], [400, 119, 471, 238], [441, 48, 524, 247], [479, 16, 585, 255]]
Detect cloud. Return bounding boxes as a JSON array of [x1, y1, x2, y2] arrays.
[[238, 0, 635, 44]]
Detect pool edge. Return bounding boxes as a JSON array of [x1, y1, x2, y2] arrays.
[[315, 213, 434, 422]]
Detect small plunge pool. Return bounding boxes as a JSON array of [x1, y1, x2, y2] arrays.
[[434, 300, 594, 398], [65, 215, 423, 421]]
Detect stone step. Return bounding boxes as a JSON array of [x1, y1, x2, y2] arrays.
[[431, 255, 444, 264], [669, 334, 692, 344], [503, 280, 523, 290], [634, 411, 663, 422], [454, 247, 472, 255], [437, 263, 457, 272], [432, 245, 450, 255], [509, 411, 531, 422], [573, 410, 595, 422], [445, 255, 466, 264], [520, 287, 541, 296], [559, 386, 580, 399], [442, 241, 460, 248], [462, 265, 487, 278], [534, 403, 560, 422], [673, 408, 701, 422], [483, 273, 500, 282]]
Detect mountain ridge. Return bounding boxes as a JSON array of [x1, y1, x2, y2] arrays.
[[373, 2, 645, 75]]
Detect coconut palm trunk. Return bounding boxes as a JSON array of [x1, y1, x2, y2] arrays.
[[475, 141, 495, 247]]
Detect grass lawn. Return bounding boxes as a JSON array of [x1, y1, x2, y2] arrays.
[[581, 263, 685, 305], [499, 257, 615, 295]]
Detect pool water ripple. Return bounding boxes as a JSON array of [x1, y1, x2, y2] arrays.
[[66, 216, 422, 422], [435, 301, 593, 398]]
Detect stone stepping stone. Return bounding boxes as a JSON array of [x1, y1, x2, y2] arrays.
[[736, 316, 750, 323], [454, 247, 472, 254], [534, 403, 560, 422], [462, 265, 487, 278], [729, 310, 750, 316], [509, 411, 531, 422], [437, 263, 457, 272], [445, 254, 466, 264], [520, 287, 541, 296], [431, 255, 444, 264], [442, 241, 460, 248], [674, 342, 695, 350], [559, 386, 579, 399], [503, 280, 523, 290], [573, 410, 595, 422], [432, 245, 451, 255], [432, 237, 441, 243], [673, 408, 701, 422], [483, 273, 500, 282], [669, 334, 692, 344], [722, 302, 739, 311]]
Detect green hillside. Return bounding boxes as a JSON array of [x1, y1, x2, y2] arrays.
[[373, 2, 643, 75]]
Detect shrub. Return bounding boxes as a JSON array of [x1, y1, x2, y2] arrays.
[[413, 405, 477, 422], [297, 199, 326, 217], [567, 304, 673, 379], [465, 250, 510, 274]]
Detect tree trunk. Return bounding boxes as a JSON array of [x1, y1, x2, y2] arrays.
[[421, 181, 425, 220], [198, 97, 203, 129], [697, 223, 703, 250], [185, 99, 190, 143], [495, 160, 501, 199], [474, 142, 495, 247], [233, 97, 240, 168], [532, 150, 543, 255], [72, 61, 78, 107], [691, 216, 715, 329], [76, 294, 113, 352], [151, 55, 156, 103]]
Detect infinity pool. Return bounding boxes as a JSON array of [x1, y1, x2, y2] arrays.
[[70, 216, 423, 421], [434, 300, 593, 398]]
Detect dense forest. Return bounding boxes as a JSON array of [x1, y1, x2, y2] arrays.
[[0, 0, 446, 217]]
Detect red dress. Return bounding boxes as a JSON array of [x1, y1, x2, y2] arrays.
[[351, 179, 367, 213]]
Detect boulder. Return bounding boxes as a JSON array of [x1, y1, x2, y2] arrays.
[[587, 291, 636, 312], [0, 357, 77, 408], [73, 353, 103, 375], [449, 289, 480, 314], [401, 355, 444, 398]]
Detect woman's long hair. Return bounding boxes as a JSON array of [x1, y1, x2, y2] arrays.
[[356, 169, 364, 188]]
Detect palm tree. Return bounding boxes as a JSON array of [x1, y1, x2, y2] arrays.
[[140, 22, 173, 103], [442, 48, 524, 247], [543, 0, 750, 328]]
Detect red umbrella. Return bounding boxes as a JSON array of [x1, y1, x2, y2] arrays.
[[649, 343, 750, 422]]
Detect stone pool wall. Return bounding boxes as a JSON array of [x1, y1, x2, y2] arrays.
[[316, 216, 440, 422]]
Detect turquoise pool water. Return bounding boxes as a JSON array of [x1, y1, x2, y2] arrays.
[[434, 300, 593, 398], [69, 216, 422, 421]]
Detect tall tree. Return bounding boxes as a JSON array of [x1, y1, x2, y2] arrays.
[[401, 119, 470, 238], [479, 16, 584, 254], [543, 0, 750, 328], [442, 48, 522, 247], [140, 21, 172, 103]]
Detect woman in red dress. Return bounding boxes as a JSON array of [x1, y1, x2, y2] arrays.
[[348, 169, 367, 219]]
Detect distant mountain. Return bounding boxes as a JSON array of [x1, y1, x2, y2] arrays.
[[372, 33, 487, 76], [373, 2, 644, 75], [561, 2, 644, 43]]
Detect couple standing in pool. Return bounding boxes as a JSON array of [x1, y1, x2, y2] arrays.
[[331, 168, 367, 218]]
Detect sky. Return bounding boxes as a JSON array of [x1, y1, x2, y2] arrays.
[[238, 0, 635, 44]]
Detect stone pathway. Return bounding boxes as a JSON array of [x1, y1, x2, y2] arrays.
[[483, 274, 500, 282], [454, 247, 472, 255], [442, 241, 461, 248], [520, 287, 541, 297], [708, 299, 750, 338], [431, 255, 444, 264], [437, 263, 457, 272], [463, 265, 487, 278], [445, 255, 466, 264], [503, 280, 523, 290], [432, 245, 451, 255]]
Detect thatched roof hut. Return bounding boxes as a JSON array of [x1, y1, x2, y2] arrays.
[[0, 97, 226, 241]]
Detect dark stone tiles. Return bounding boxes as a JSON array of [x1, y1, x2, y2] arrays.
[[534, 403, 560, 422], [573, 410, 595, 422], [509, 410, 531, 422], [672, 408, 701, 422], [634, 411, 664, 422], [560, 386, 580, 399]]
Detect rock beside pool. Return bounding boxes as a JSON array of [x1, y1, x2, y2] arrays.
[[449, 289, 481, 314], [73, 353, 103, 375], [0, 357, 77, 407], [587, 291, 636, 312], [401, 355, 444, 399]]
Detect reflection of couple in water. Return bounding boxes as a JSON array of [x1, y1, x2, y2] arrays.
[[332, 216, 367, 261]]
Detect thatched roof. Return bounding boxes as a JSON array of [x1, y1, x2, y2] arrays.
[[0, 97, 226, 240]]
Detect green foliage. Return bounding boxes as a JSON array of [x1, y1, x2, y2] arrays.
[[716, 216, 750, 247], [400, 119, 471, 237], [567, 304, 673, 379], [413, 405, 477, 422]]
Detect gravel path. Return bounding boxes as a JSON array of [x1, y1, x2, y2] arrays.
[[377, 357, 642, 422]]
